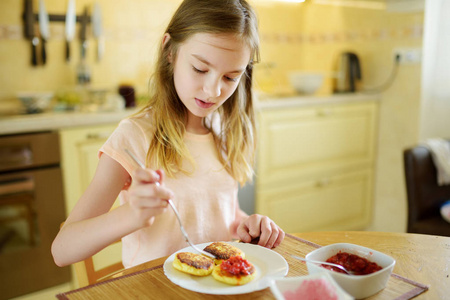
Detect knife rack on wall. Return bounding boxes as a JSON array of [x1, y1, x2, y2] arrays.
[[23, 5, 91, 23], [22, 0, 92, 66]]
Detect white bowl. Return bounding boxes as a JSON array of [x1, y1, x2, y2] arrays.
[[17, 92, 54, 114], [305, 243, 395, 299], [270, 273, 353, 300], [289, 71, 324, 95]]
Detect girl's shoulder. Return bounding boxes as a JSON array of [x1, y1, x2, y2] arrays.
[[102, 109, 154, 160], [119, 109, 155, 133], [107, 109, 156, 150]]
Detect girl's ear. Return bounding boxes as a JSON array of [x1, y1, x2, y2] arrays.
[[162, 33, 172, 62]]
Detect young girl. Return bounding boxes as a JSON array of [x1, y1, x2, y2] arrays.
[[52, 0, 285, 269]]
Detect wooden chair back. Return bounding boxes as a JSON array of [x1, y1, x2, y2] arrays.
[[73, 239, 124, 287], [59, 223, 124, 287]]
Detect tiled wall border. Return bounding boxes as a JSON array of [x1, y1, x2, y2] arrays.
[[1, 23, 422, 43], [261, 24, 423, 44]]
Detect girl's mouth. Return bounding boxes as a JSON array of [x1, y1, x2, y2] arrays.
[[195, 98, 214, 109]]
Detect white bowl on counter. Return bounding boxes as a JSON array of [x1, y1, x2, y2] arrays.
[[289, 71, 324, 95], [305, 243, 395, 299], [17, 92, 54, 114]]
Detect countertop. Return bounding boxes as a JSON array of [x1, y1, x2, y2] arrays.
[[0, 93, 379, 136], [0, 108, 139, 136], [256, 92, 379, 110]]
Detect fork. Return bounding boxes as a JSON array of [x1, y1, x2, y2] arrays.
[[124, 149, 216, 259]]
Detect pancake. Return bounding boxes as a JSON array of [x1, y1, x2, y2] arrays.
[[211, 256, 256, 285], [203, 242, 245, 265], [172, 252, 214, 276]]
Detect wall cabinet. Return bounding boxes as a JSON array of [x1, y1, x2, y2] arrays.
[[255, 100, 378, 233]]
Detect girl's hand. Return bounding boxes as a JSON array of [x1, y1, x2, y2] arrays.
[[236, 214, 285, 249], [127, 168, 174, 227]]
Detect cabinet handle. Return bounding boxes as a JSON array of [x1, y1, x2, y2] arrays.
[[86, 132, 111, 140], [316, 178, 331, 187]]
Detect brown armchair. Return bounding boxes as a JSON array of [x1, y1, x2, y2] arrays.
[[403, 143, 450, 236]]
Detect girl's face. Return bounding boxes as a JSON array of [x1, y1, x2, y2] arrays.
[[172, 33, 251, 134]]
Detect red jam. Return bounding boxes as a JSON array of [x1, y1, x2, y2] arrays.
[[220, 256, 254, 276], [324, 251, 382, 275]]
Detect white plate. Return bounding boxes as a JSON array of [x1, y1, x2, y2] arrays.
[[163, 242, 289, 295]]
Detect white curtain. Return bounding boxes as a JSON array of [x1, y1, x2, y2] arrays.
[[420, 0, 450, 140]]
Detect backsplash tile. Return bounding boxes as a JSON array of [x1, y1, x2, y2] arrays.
[[0, 0, 423, 100]]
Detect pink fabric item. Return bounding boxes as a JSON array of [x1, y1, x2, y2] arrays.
[[441, 201, 450, 223], [283, 278, 338, 300], [99, 112, 239, 268]]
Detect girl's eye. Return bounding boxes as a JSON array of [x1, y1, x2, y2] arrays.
[[225, 76, 239, 82], [192, 65, 240, 82], [192, 66, 206, 74]]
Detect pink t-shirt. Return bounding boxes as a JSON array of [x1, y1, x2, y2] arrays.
[[99, 112, 239, 268]]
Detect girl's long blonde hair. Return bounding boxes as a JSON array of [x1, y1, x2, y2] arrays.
[[142, 0, 259, 186]]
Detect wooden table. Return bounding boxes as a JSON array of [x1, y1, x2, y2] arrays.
[[56, 231, 450, 299], [295, 231, 449, 300]]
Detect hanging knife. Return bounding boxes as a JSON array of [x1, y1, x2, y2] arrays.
[[79, 6, 88, 59], [24, 0, 39, 66], [65, 0, 76, 63], [92, 2, 104, 61], [38, 0, 50, 65]]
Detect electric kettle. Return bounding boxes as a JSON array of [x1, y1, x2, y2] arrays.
[[333, 52, 361, 93]]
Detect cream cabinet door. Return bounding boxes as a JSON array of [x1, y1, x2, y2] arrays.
[[257, 169, 373, 233], [257, 102, 377, 186], [59, 124, 117, 215], [255, 101, 378, 232], [59, 124, 122, 288]]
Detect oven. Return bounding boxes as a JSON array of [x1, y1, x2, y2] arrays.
[[0, 132, 70, 299]]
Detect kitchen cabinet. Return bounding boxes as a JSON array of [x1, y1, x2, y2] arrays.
[[255, 99, 378, 232], [59, 124, 118, 214], [59, 124, 122, 288]]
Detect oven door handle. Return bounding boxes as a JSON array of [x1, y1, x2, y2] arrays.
[[0, 146, 33, 168], [0, 176, 34, 197]]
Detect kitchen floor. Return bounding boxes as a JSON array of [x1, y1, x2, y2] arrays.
[[11, 283, 73, 300]]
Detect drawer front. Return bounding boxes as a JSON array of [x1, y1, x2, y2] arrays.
[[257, 102, 377, 185], [256, 169, 373, 233]]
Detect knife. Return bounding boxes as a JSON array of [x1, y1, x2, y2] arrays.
[[92, 2, 104, 61], [79, 6, 88, 59], [38, 0, 50, 65], [65, 0, 76, 63], [24, 0, 39, 66]]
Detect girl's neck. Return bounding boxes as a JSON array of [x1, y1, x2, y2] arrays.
[[186, 126, 210, 135], [185, 114, 210, 135]]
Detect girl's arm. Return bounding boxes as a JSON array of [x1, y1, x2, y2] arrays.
[[51, 154, 172, 267]]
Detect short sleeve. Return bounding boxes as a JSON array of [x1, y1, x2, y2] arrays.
[[99, 116, 152, 180]]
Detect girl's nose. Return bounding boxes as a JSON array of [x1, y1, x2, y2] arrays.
[[203, 77, 221, 98]]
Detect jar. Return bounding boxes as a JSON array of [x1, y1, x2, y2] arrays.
[[118, 84, 136, 108]]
